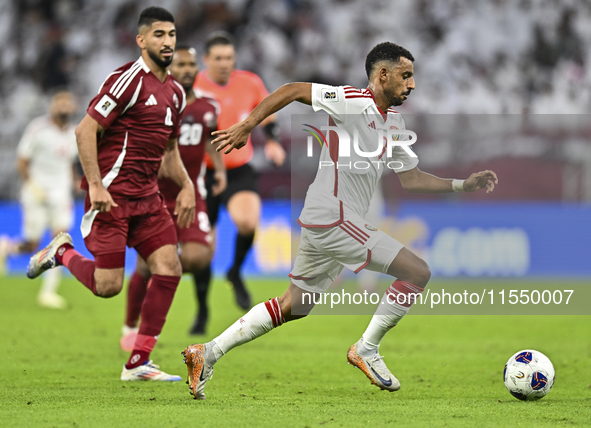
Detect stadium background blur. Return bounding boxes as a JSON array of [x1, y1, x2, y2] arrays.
[[0, 0, 590, 279]]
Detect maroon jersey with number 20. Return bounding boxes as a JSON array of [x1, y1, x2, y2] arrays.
[[84, 56, 186, 198], [158, 89, 219, 208]]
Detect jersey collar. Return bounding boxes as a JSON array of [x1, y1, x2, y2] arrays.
[[137, 56, 151, 73], [365, 88, 388, 122]]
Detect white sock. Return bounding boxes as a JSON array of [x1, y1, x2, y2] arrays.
[[210, 297, 285, 362], [361, 280, 424, 352], [40, 266, 61, 295]]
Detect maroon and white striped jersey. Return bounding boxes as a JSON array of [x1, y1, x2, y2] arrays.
[[83, 56, 186, 198]]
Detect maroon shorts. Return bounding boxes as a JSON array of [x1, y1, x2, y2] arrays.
[[165, 197, 211, 247], [83, 193, 177, 268]]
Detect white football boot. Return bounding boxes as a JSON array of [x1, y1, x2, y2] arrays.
[[121, 360, 182, 381], [27, 232, 73, 279], [347, 339, 401, 391]]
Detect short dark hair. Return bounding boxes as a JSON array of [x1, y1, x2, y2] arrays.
[[205, 31, 235, 54], [138, 6, 174, 29], [365, 42, 414, 79]]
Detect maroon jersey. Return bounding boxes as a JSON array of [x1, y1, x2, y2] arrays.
[[83, 57, 186, 198], [158, 89, 219, 208]]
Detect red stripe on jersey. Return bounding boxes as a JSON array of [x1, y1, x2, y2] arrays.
[[296, 201, 344, 229], [354, 249, 372, 274], [345, 95, 373, 99], [328, 116, 339, 197], [339, 225, 365, 245], [289, 273, 318, 281], [341, 222, 368, 243], [345, 220, 370, 238]]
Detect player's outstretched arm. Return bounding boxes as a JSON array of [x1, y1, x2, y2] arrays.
[[161, 138, 196, 228], [397, 167, 498, 194], [75, 114, 118, 212], [212, 82, 312, 154]]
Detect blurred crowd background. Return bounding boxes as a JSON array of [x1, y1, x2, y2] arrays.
[[1, 0, 590, 201]]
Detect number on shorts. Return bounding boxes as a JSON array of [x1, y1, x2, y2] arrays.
[[197, 211, 210, 232]]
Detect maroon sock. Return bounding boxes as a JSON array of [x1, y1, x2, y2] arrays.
[[60, 248, 98, 296], [126, 274, 180, 368], [125, 271, 151, 328], [55, 243, 73, 265]]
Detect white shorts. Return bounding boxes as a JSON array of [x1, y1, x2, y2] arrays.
[[290, 207, 404, 294], [21, 189, 74, 241]]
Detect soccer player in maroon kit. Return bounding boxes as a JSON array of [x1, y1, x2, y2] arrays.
[[27, 7, 195, 381], [120, 46, 227, 350]]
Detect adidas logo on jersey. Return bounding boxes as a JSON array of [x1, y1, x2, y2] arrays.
[[145, 94, 158, 106], [368, 121, 376, 129]]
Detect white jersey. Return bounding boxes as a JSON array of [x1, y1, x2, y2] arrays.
[[17, 115, 78, 200], [298, 84, 419, 228]]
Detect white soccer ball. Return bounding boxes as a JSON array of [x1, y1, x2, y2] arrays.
[[503, 350, 555, 401]]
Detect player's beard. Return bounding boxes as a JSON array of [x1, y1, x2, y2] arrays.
[[384, 86, 404, 107], [181, 73, 197, 92], [57, 113, 71, 123], [148, 47, 173, 69]]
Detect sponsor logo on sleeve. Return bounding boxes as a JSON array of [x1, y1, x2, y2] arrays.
[[94, 94, 117, 117], [321, 88, 339, 103], [203, 111, 215, 128]]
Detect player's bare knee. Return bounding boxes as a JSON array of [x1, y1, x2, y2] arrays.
[[235, 220, 257, 236], [180, 247, 211, 273], [153, 257, 182, 277], [135, 256, 150, 278], [413, 259, 431, 288], [181, 256, 209, 274], [95, 279, 123, 298], [280, 283, 315, 321]]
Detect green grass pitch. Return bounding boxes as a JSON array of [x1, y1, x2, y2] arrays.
[[1, 274, 590, 427]]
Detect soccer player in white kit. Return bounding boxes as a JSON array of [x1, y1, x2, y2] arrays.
[[182, 42, 498, 399], [0, 91, 78, 308]]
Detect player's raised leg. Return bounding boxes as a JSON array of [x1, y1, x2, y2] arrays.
[[182, 282, 315, 399], [122, 241, 182, 381], [28, 231, 126, 298], [348, 247, 429, 391], [225, 189, 260, 309]]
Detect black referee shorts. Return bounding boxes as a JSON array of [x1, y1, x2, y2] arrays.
[[205, 163, 259, 226]]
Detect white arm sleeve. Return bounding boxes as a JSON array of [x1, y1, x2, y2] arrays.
[[311, 84, 348, 125]]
